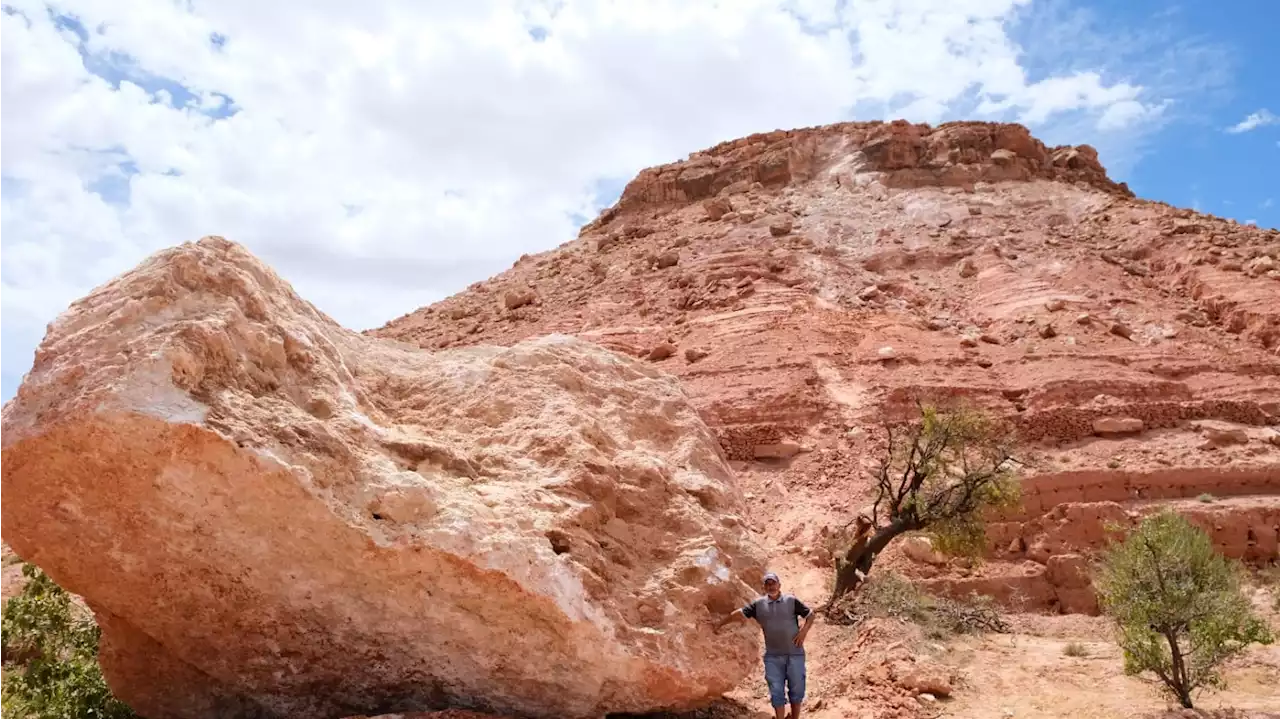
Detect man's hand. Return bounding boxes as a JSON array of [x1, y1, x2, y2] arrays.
[[792, 628, 809, 648], [712, 608, 744, 633]]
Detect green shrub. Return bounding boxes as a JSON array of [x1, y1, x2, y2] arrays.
[[1095, 511, 1274, 709], [1, 563, 137, 719]]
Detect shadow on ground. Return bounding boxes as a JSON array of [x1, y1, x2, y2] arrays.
[[609, 699, 771, 719]]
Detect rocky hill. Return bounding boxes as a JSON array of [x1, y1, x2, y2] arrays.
[[373, 119, 1280, 612]]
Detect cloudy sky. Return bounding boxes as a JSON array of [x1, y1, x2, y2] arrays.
[[2, 0, 1278, 401]]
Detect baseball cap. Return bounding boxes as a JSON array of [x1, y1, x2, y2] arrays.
[[762, 572, 780, 584]]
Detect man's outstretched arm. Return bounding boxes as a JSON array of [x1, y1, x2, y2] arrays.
[[713, 608, 747, 632]]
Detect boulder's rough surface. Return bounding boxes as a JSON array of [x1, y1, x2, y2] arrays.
[[0, 237, 766, 719]]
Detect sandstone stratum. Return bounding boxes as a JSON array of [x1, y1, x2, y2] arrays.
[[0, 237, 767, 718], [3, 119, 1279, 718]]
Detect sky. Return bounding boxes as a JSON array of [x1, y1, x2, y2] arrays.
[[2, 0, 1278, 402]]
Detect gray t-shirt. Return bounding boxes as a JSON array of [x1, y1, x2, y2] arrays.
[[742, 593, 812, 656]]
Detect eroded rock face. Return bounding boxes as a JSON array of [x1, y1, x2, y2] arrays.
[[0, 237, 766, 719]]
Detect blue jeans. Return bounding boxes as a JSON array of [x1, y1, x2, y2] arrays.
[[763, 653, 806, 708]]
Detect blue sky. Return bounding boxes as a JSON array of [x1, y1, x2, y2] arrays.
[[1074, 0, 1277, 225], [2, 0, 1278, 404]]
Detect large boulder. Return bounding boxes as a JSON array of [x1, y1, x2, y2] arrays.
[[1, 237, 766, 719]]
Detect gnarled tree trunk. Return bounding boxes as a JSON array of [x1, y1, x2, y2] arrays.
[[832, 520, 914, 598]]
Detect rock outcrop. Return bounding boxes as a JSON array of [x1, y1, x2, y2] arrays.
[[0, 237, 767, 719], [373, 119, 1280, 614]]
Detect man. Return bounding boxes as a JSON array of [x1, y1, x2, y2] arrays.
[[714, 571, 815, 719]]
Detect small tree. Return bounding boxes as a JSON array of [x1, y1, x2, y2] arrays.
[[1, 563, 137, 719], [1095, 511, 1274, 709], [831, 404, 1020, 599]]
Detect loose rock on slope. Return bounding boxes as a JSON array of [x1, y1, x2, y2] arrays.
[[0, 237, 766, 719]]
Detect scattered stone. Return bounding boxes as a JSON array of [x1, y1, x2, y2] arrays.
[[703, 197, 733, 221], [960, 336, 979, 348], [1245, 255, 1276, 277], [990, 148, 1017, 165], [503, 289, 536, 310], [655, 251, 680, 269], [901, 536, 946, 565], [647, 343, 677, 361], [1038, 323, 1057, 339], [623, 224, 654, 239], [958, 258, 978, 278], [1045, 298, 1066, 312], [979, 333, 1002, 345], [968, 206, 982, 216], [684, 347, 709, 363], [1075, 313, 1092, 325], [858, 285, 881, 301], [898, 668, 953, 697], [595, 233, 621, 253], [877, 346, 898, 361], [1199, 425, 1249, 446], [926, 318, 948, 331], [1092, 417, 1144, 436], [769, 217, 794, 236], [1108, 322, 1133, 340], [975, 357, 993, 368]]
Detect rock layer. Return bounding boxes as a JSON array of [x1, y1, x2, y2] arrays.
[[0, 237, 766, 719]]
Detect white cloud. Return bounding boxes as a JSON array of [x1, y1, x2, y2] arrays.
[[0, 0, 1217, 399], [1226, 109, 1278, 133]]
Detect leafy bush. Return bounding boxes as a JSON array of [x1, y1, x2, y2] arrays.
[[829, 572, 1009, 637], [1, 563, 137, 719], [1095, 511, 1274, 709]]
